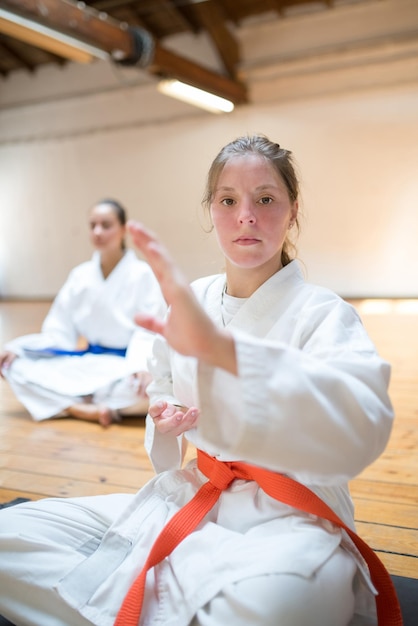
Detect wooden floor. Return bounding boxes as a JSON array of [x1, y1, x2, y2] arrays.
[[0, 299, 417, 580]]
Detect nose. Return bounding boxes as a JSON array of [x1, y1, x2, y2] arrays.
[[238, 200, 256, 224]]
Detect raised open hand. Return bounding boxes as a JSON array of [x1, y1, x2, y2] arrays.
[[128, 221, 236, 373]]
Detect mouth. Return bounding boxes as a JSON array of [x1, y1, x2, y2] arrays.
[[234, 237, 261, 245]]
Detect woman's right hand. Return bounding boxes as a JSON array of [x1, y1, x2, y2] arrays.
[[0, 350, 18, 377], [149, 400, 199, 436], [128, 221, 237, 375]]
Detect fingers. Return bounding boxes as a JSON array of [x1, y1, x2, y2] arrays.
[[127, 221, 169, 272], [127, 221, 157, 252], [174, 407, 199, 430], [148, 400, 168, 419], [177, 407, 199, 430], [127, 220, 187, 296], [148, 401, 199, 436], [134, 313, 165, 336]]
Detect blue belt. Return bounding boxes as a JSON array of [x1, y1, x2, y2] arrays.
[[85, 344, 127, 357], [24, 344, 127, 358]]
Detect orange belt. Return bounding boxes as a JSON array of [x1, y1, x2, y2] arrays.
[[115, 449, 402, 626]]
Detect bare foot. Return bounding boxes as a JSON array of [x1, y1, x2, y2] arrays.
[[67, 403, 121, 427], [98, 407, 122, 427]]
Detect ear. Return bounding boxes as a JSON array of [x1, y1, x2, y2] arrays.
[[289, 201, 299, 228]]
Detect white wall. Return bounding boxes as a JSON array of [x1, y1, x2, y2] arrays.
[[0, 0, 417, 298]]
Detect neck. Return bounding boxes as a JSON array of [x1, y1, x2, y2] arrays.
[[225, 260, 283, 298], [100, 248, 125, 278]]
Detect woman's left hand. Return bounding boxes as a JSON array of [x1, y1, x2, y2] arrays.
[[149, 400, 199, 436]]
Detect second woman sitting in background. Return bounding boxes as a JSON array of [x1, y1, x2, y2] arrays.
[[0, 198, 166, 426]]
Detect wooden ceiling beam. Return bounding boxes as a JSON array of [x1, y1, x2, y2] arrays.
[[0, 36, 36, 72], [1, 0, 248, 104], [92, 0, 145, 10], [150, 44, 247, 103], [190, 0, 240, 79], [92, 0, 193, 36], [1, 0, 135, 58], [135, 0, 192, 33]]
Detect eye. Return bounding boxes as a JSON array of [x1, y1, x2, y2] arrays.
[[259, 196, 273, 205], [221, 197, 235, 206]]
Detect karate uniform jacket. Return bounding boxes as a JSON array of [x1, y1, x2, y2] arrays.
[[53, 261, 393, 626], [3, 249, 166, 419]]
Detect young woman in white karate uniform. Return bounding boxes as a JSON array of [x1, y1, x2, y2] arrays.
[[0, 136, 398, 625], [0, 199, 166, 425]]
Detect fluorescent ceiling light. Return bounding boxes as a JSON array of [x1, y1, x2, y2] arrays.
[[158, 79, 234, 114], [0, 8, 108, 64]]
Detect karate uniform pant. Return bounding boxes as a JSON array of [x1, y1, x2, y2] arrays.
[[0, 495, 366, 626], [4, 369, 148, 421]]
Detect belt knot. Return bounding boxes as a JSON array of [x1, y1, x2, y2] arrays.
[[200, 452, 252, 490], [207, 457, 236, 490]]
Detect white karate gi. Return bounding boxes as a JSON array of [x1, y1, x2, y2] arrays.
[[0, 262, 393, 626], [2, 250, 166, 420]]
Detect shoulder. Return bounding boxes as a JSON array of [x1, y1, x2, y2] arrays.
[[278, 262, 362, 330], [286, 261, 351, 306], [62, 257, 96, 283], [295, 287, 365, 347]]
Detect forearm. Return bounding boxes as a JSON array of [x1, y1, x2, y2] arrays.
[[197, 335, 393, 483], [197, 325, 237, 375]]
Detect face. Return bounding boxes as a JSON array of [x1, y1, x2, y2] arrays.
[[89, 203, 126, 253], [210, 154, 298, 275]]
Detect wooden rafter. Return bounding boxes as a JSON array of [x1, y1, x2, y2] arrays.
[[0, 35, 37, 71], [189, 0, 240, 79], [1, 0, 248, 104], [92, 0, 193, 36]]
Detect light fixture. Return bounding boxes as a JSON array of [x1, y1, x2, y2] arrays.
[[0, 8, 109, 64], [157, 79, 234, 114]]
